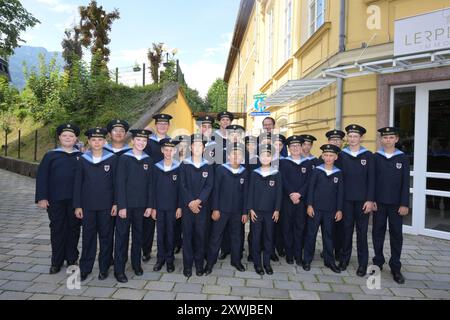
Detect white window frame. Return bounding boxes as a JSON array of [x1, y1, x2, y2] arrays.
[[284, 0, 293, 60], [309, 0, 325, 37]]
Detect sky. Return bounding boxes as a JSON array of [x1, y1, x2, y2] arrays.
[[19, 0, 240, 96]]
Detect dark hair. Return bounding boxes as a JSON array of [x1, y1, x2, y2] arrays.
[[263, 117, 276, 126]]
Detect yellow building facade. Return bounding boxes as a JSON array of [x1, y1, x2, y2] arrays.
[[225, 0, 450, 239]]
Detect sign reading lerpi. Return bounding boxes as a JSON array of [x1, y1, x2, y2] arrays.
[[394, 7, 450, 56]]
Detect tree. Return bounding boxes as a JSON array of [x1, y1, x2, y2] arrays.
[[61, 25, 83, 72], [147, 42, 164, 84], [79, 0, 120, 68], [0, 0, 40, 58], [182, 84, 207, 113], [206, 78, 228, 113]]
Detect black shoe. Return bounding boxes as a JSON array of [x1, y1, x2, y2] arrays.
[[373, 264, 383, 272], [183, 269, 192, 278], [270, 254, 279, 262], [134, 266, 144, 276], [254, 266, 264, 275], [325, 263, 341, 274], [174, 246, 181, 254], [218, 252, 229, 260], [142, 254, 151, 263], [392, 271, 405, 284], [302, 263, 311, 271], [80, 272, 90, 281], [247, 255, 253, 262], [264, 265, 274, 275], [98, 272, 108, 280], [204, 264, 213, 275], [295, 257, 302, 266], [166, 262, 175, 273], [196, 268, 204, 276], [338, 261, 348, 271], [286, 257, 294, 265], [153, 261, 164, 271], [115, 273, 128, 283], [49, 266, 61, 274], [356, 266, 367, 277], [232, 263, 245, 272]]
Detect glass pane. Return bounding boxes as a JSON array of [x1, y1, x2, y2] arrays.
[[427, 89, 450, 173], [393, 87, 416, 170], [425, 195, 450, 232], [427, 178, 450, 192], [403, 193, 413, 226]]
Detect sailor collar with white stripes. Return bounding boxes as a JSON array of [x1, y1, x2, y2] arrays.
[[123, 150, 150, 161], [183, 157, 209, 168], [149, 133, 170, 143], [342, 146, 369, 158], [52, 147, 80, 154], [253, 166, 279, 177], [103, 143, 131, 154], [315, 164, 341, 176], [284, 156, 308, 165], [81, 150, 115, 164], [155, 160, 181, 172], [222, 163, 246, 175], [376, 149, 404, 159]]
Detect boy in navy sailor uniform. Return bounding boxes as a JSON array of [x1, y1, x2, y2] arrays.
[[103, 119, 131, 267], [36, 123, 82, 274], [73, 128, 117, 281], [204, 143, 248, 275], [323, 129, 346, 262], [248, 144, 282, 275], [180, 134, 214, 278], [372, 127, 410, 284], [280, 135, 311, 266], [151, 138, 182, 273], [270, 134, 286, 260], [142, 114, 172, 262], [244, 135, 259, 262], [173, 134, 191, 254], [216, 124, 246, 261], [198, 115, 216, 165], [114, 129, 154, 283], [339, 124, 375, 277], [213, 111, 234, 165], [303, 144, 343, 273], [300, 135, 320, 169]]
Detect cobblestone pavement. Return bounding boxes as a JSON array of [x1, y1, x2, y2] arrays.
[[0, 168, 449, 300]]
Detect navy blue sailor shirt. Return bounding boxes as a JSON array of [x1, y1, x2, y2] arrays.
[[35, 147, 82, 203], [72, 150, 117, 211], [212, 163, 248, 214], [374, 149, 410, 207], [116, 150, 154, 210], [307, 164, 344, 213]]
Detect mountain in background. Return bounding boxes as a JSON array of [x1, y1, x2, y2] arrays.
[[9, 46, 64, 90]]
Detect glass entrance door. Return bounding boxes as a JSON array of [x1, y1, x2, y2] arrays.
[[392, 81, 450, 240]]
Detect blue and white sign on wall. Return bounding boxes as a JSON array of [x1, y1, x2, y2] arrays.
[[250, 93, 271, 117]]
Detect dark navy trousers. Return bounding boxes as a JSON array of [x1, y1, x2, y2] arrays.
[[80, 209, 113, 274], [47, 200, 80, 267], [142, 216, 156, 257], [372, 203, 403, 273], [251, 211, 275, 268], [342, 201, 369, 267], [156, 210, 177, 264], [282, 200, 307, 260], [304, 209, 336, 265], [207, 212, 243, 266], [182, 207, 208, 271], [114, 208, 144, 275]]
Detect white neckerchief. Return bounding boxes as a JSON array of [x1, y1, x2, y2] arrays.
[[92, 156, 102, 164]]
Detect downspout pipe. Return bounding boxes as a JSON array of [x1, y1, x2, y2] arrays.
[[336, 0, 346, 130]]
